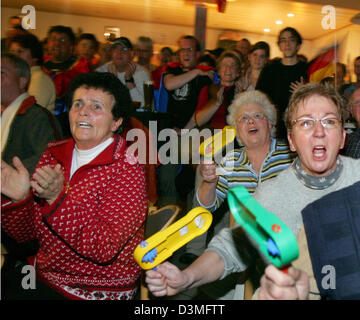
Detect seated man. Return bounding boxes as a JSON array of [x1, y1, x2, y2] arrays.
[[96, 37, 150, 108], [345, 88, 360, 158], [1, 53, 62, 175]]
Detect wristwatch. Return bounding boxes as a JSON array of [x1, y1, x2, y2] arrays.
[[125, 77, 134, 83]]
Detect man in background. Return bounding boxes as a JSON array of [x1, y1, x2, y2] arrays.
[[43, 25, 89, 136], [135, 36, 156, 72], [96, 36, 150, 108], [256, 27, 308, 139], [345, 88, 360, 159]]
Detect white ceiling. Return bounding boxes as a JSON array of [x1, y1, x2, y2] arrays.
[[3, 0, 360, 40]]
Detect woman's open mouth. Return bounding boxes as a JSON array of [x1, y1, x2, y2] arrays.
[[313, 145, 326, 160], [77, 122, 92, 128]]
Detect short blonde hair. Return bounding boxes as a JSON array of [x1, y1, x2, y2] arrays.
[[217, 50, 243, 73], [284, 83, 345, 131], [227, 90, 277, 137]]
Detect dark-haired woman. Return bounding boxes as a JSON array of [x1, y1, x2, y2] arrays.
[[1, 72, 148, 300]]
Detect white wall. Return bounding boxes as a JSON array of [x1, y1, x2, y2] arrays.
[[1, 6, 223, 51], [2, 6, 359, 79]]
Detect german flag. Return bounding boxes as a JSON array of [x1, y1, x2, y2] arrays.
[[308, 46, 337, 83]]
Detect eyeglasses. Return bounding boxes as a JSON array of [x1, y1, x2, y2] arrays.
[[113, 46, 130, 52], [179, 48, 194, 53], [292, 116, 341, 130], [237, 112, 266, 123]]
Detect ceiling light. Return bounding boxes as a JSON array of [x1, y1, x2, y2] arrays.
[[276, 20, 283, 25], [264, 28, 270, 32], [287, 13, 295, 17]]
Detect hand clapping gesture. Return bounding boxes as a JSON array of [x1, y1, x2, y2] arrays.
[[31, 163, 64, 205], [1, 157, 31, 202], [1, 157, 64, 205]]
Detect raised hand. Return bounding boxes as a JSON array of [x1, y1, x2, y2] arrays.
[[290, 76, 305, 93], [107, 61, 118, 76], [199, 159, 218, 184], [1, 157, 31, 202], [125, 61, 137, 80], [31, 163, 64, 205], [145, 262, 189, 297]]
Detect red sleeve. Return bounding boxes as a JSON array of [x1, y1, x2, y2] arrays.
[[195, 85, 209, 113]]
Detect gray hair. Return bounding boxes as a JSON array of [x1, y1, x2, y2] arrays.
[[227, 90, 277, 137], [2, 53, 31, 81]]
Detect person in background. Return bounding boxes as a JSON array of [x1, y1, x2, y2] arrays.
[[152, 46, 174, 90], [190, 50, 243, 130], [342, 56, 360, 101], [345, 88, 360, 158], [1, 53, 61, 175], [239, 41, 270, 92], [96, 37, 150, 108], [9, 33, 56, 114], [135, 36, 156, 72], [1, 72, 147, 300], [2, 16, 29, 52], [98, 41, 113, 67], [76, 33, 100, 71], [157, 35, 213, 207], [236, 38, 251, 73], [43, 25, 90, 136], [256, 27, 308, 140]]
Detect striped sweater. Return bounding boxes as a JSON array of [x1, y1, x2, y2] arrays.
[[206, 138, 296, 211]]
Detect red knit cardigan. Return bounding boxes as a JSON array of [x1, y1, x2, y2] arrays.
[[1, 135, 148, 300]]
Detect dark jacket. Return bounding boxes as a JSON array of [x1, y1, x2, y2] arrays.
[[302, 181, 360, 300], [2, 95, 62, 175]]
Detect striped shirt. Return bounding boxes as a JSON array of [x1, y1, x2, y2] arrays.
[[206, 138, 296, 211]]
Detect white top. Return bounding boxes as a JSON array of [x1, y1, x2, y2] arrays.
[[70, 137, 114, 178], [1, 92, 29, 153], [96, 62, 151, 107], [29, 66, 56, 114]]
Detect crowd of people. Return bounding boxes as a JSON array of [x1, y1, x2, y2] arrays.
[[1, 15, 360, 301]]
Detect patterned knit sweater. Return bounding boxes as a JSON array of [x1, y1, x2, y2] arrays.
[[1, 135, 148, 300]]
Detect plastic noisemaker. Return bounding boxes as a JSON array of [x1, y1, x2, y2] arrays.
[[227, 185, 299, 270], [134, 207, 213, 270], [199, 125, 236, 160]]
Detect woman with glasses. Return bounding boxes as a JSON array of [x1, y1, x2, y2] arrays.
[[145, 83, 360, 300], [145, 90, 296, 299], [256, 83, 360, 299]]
